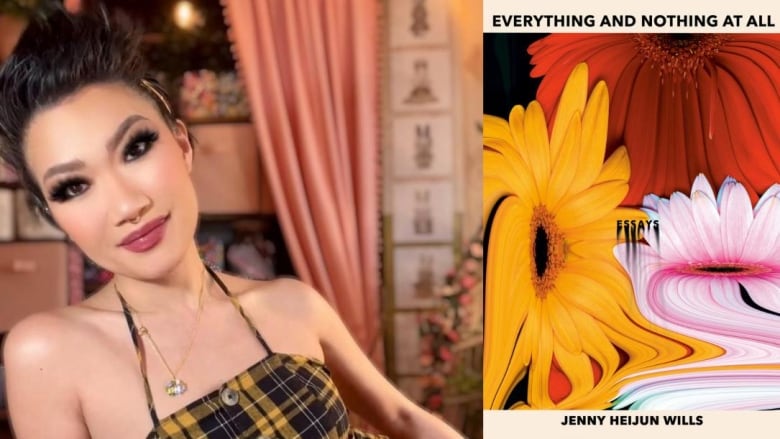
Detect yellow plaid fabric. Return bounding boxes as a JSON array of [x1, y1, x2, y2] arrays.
[[149, 353, 386, 439], [117, 264, 388, 439]]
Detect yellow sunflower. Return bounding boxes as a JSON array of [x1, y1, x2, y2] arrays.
[[483, 63, 718, 409]]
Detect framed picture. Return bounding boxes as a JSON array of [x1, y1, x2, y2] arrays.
[[390, 49, 452, 113], [392, 114, 454, 178], [388, 0, 450, 48], [394, 312, 424, 374], [0, 188, 14, 241], [392, 180, 455, 243], [393, 245, 454, 309]]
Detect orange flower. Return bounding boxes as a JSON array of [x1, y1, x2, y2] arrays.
[[529, 34, 780, 204]]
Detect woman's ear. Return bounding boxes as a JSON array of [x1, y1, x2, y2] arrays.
[[172, 119, 193, 173]]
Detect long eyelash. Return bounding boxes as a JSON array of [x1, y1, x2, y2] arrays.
[[124, 129, 159, 156], [49, 177, 88, 202]]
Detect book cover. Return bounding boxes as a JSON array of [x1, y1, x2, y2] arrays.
[[483, 1, 780, 437]]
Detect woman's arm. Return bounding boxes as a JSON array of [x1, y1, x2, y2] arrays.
[[295, 282, 464, 439], [2, 313, 90, 439]]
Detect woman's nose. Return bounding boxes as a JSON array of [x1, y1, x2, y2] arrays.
[[109, 175, 153, 226]]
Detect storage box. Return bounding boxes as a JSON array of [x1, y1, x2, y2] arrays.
[[0, 241, 69, 332]]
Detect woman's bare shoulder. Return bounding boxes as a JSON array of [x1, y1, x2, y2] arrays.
[[218, 274, 325, 319], [2, 295, 117, 368], [2, 307, 90, 369]]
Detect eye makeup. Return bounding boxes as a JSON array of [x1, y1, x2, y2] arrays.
[[48, 176, 89, 202], [46, 127, 160, 203], [122, 128, 159, 162]]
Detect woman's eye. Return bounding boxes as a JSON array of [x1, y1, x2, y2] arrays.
[[49, 179, 89, 202], [123, 130, 158, 162], [124, 141, 150, 161]]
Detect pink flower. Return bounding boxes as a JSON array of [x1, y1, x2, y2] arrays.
[[460, 274, 477, 290], [445, 329, 460, 343], [469, 242, 483, 259], [615, 174, 780, 409], [458, 293, 473, 306], [438, 346, 453, 362], [463, 258, 480, 274], [445, 268, 457, 283], [432, 314, 449, 329], [430, 373, 447, 388], [419, 353, 435, 367], [426, 393, 443, 410]]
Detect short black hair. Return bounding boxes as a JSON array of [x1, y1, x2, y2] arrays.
[[0, 5, 181, 222]]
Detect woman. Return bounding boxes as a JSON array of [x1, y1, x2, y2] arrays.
[[0, 7, 463, 439]]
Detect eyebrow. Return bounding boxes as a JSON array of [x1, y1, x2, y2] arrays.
[[42, 114, 149, 182]]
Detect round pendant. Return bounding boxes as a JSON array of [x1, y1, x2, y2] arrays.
[[165, 379, 188, 396]]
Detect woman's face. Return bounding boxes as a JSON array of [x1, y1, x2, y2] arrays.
[[24, 82, 199, 280]]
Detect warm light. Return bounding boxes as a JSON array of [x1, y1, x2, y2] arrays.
[[173, 0, 201, 30]]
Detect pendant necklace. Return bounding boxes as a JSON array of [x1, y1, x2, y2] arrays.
[[115, 267, 207, 397]]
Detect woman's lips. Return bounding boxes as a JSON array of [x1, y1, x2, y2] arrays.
[[119, 214, 169, 253]]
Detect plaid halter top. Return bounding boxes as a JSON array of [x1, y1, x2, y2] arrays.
[[117, 265, 387, 439]]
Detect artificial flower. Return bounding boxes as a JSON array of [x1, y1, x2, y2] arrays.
[[430, 373, 447, 388], [445, 329, 460, 343], [614, 175, 780, 409], [461, 275, 477, 290], [426, 394, 443, 410], [470, 242, 483, 258], [463, 259, 480, 273], [483, 63, 714, 409], [420, 354, 434, 368], [529, 34, 780, 204], [439, 346, 454, 362]]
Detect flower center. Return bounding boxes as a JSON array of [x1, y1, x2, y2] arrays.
[[530, 206, 565, 298], [634, 34, 726, 80], [681, 262, 769, 277]]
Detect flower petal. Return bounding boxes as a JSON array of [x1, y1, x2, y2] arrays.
[[547, 293, 583, 355], [484, 198, 534, 409], [691, 190, 725, 260], [555, 180, 628, 229], [523, 101, 551, 195], [547, 112, 582, 210], [549, 63, 588, 161], [594, 145, 630, 185], [563, 81, 609, 196], [742, 195, 780, 263], [691, 174, 716, 204], [718, 179, 753, 261]]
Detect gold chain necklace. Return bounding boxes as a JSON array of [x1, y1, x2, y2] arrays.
[[114, 268, 207, 397]]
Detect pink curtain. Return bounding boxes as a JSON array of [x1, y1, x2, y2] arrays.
[[222, 0, 384, 366]]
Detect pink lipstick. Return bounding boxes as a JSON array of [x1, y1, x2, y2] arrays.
[[119, 214, 169, 253]]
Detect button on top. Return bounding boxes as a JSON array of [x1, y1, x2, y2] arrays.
[[220, 387, 239, 406]]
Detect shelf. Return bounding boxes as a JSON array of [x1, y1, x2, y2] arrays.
[[0, 183, 20, 191], [0, 238, 68, 245], [185, 117, 251, 126], [199, 212, 276, 223]]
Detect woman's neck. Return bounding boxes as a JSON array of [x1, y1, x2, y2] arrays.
[[111, 243, 209, 314]]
